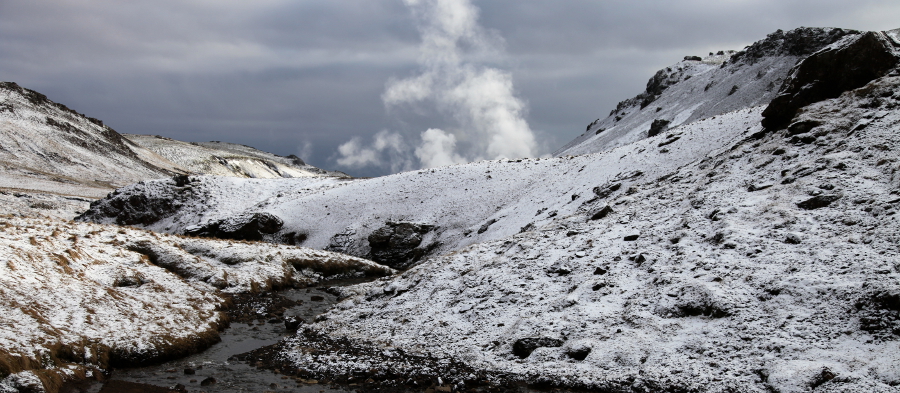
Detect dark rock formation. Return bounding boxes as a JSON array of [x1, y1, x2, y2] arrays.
[[512, 337, 564, 359], [589, 205, 614, 221], [184, 212, 284, 241], [762, 31, 900, 130], [648, 119, 671, 137], [796, 195, 841, 210], [82, 188, 180, 226], [367, 222, 437, 270], [730, 27, 859, 64]]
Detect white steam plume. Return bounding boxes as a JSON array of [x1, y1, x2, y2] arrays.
[[335, 0, 537, 172]]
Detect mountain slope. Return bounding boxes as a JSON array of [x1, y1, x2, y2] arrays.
[[554, 27, 859, 157], [282, 72, 900, 392], [0, 82, 187, 198]]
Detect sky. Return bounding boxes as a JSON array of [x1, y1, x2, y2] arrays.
[[2, 1, 900, 177]]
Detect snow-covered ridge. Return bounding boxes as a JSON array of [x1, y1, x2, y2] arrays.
[[554, 27, 859, 157], [0, 215, 392, 393], [78, 105, 764, 268], [124, 134, 348, 179]]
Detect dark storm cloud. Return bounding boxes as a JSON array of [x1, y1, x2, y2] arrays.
[[1, 0, 899, 177]]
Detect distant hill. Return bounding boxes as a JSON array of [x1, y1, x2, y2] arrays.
[[0, 82, 344, 203], [123, 134, 349, 179]]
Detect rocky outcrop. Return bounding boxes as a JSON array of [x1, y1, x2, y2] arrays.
[[367, 222, 437, 270], [184, 212, 284, 242], [762, 31, 900, 130], [730, 27, 858, 64]]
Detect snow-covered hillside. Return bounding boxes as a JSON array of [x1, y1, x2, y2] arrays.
[[554, 27, 859, 157], [0, 82, 187, 199], [124, 134, 348, 179], [0, 215, 391, 393], [277, 72, 900, 392], [78, 105, 763, 269]]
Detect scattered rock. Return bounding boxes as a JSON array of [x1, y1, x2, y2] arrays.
[[367, 222, 437, 270], [284, 315, 304, 332], [623, 234, 640, 241], [684, 55, 702, 61], [748, 182, 774, 192], [477, 219, 498, 234], [796, 195, 841, 210], [648, 119, 671, 137], [565, 346, 592, 361], [200, 377, 217, 386], [784, 233, 803, 244], [589, 205, 614, 220], [512, 337, 564, 359], [593, 183, 622, 199], [593, 267, 608, 275]]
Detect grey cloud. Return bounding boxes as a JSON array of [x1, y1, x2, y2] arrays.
[[1, 0, 899, 177]]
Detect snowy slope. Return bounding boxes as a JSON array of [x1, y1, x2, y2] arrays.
[[555, 27, 859, 157], [281, 73, 900, 393], [0, 83, 187, 199], [0, 215, 392, 393], [124, 134, 348, 179], [79, 106, 764, 267]]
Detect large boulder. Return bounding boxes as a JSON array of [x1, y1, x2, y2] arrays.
[[185, 212, 283, 242], [762, 31, 900, 130], [367, 222, 437, 270]]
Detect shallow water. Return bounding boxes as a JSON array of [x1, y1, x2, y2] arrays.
[[89, 282, 356, 393], [80, 279, 570, 393]]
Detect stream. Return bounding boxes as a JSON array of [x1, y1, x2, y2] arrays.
[[86, 280, 361, 393], [76, 279, 569, 393]]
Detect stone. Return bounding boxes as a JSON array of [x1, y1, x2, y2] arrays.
[[684, 55, 702, 61], [200, 377, 217, 386], [797, 195, 841, 210], [566, 346, 592, 361], [589, 205, 614, 220], [648, 119, 671, 137], [512, 337, 564, 359], [184, 212, 284, 242], [284, 315, 304, 331], [367, 222, 437, 269], [623, 234, 640, 241], [593, 183, 622, 199], [785, 233, 803, 244]]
